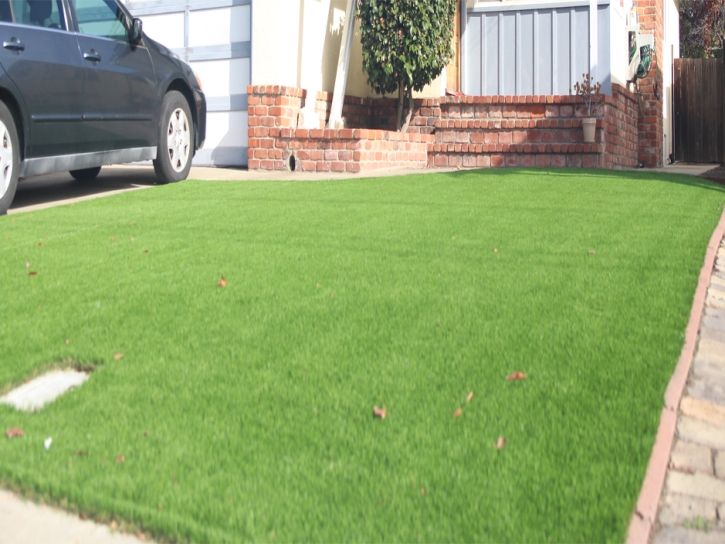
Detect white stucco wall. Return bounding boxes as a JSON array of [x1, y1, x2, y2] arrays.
[[251, 0, 445, 99]]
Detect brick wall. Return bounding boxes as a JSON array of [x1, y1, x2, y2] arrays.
[[247, 86, 431, 172], [247, 84, 639, 171], [605, 84, 640, 168], [636, 0, 664, 167], [426, 85, 638, 169]]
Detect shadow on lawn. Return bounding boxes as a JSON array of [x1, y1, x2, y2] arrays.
[[448, 167, 725, 194]]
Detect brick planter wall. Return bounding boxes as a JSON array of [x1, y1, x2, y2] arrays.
[[247, 84, 639, 171]]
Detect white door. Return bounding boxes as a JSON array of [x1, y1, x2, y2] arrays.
[[124, 0, 251, 167]]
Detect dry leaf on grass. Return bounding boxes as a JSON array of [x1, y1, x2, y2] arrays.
[[217, 276, 227, 288], [420, 487, 425, 496], [496, 436, 506, 449], [5, 428, 23, 438], [493, 248, 498, 253], [506, 371, 527, 381], [466, 391, 474, 403], [373, 406, 386, 419], [111, 236, 115, 242], [113, 353, 123, 360], [38, 242, 43, 246], [116, 454, 125, 464], [453, 408, 463, 418], [143, 250, 149, 254], [65, 339, 69, 344], [130, 237, 135, 242], [28, 271, 37, 276], [24, 262, 29, 268], [74, 450, 88, 457], [589, 250, 596, 254]]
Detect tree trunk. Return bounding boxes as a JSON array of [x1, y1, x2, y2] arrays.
[[396, 79, 405, 132], [400, 86, 414, 133]]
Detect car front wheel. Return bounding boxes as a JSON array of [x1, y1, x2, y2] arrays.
[[0, 101, 19, 216], [153, 91, 193, 184]]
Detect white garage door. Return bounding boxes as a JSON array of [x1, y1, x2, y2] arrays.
[[123, 0, 250, 167]]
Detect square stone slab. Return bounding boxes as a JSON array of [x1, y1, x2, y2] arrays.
[[0, 370, 89, 412]]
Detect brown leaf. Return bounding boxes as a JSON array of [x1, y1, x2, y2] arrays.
[[65, 339, 69, 344], [111, 236, 115, 242], [589, 249, 596, 254], [28, 271, 37, 276], [331, 292, 336, 298], [115, 454, 125, 464], [38, 242, 43, 246], [74, 450, 88, 457], [420, 487, 425, 496], [129, 237, 135, 242], [79, 513, 87, 520], [373, 406, 386, 419], [493, 248, 498, 253], [113, 353, 123, 360], [109, 521, 118, 532], [143, 250, 149, 254], [506, 371, 527, 381], [466, 391, 474, 403], [217, 276, 227, 287], [496, 436, 506, 449], [453, 408, 463, 418], [5, 428, 24, 438], [137, 532, 146, 541]]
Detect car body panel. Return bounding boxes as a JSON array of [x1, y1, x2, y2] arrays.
[[0, 23, 85, 158], [76, 34, 157, 151], [0, 0, 206, 179]]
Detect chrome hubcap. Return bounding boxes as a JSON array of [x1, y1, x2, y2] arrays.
[[167, 108, 190, 173], [0, 120, 12, 199]]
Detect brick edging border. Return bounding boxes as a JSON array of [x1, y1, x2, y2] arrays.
[[625, 205, 725, 544]]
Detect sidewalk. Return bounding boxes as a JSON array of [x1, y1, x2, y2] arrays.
[[0, 489, 145, 544], [649, 233, 725, 543]]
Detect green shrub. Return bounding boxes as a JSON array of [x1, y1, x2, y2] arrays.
[[357, 0, 456, 131]]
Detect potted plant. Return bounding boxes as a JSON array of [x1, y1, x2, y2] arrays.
[[572, 74, 604, 143]]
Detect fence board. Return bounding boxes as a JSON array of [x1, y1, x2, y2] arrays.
[[674, 58, 723, 163]]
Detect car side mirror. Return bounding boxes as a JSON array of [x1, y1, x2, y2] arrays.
[[129, 18, 143, 45]]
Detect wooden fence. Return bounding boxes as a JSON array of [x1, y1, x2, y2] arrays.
[[674, 58, 723, 163]]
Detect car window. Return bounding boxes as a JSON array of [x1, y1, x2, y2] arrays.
[[0, 0, 66, 29], [72, 0, 128, 41]]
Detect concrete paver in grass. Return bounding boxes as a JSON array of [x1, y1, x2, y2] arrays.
[[652, 235, 725, 542], [0, 370, 88, 412]]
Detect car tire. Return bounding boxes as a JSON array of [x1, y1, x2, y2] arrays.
[[153, 91, 193, 184], [70, 166, 102, 182], [0, 101, 19, 216]]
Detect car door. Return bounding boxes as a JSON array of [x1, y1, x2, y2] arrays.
[[0, 0, 84, 158], [70, 0, 156, 152]]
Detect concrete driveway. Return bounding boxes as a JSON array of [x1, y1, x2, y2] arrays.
[[7, 164, 454, 215], [7, 162, 718, 216]]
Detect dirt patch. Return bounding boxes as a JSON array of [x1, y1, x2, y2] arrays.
[[699, 166, 725, 184]]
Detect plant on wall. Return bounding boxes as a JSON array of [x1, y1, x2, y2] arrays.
[[357, 0, 456, 132], [679, 0, 725, 58], [572, 73, 604, 118]]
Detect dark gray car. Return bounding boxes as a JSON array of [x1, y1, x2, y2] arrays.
[[0, 0, 207, 214]]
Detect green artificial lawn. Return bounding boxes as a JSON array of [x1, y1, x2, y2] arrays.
[[1, 169, 724, 543]]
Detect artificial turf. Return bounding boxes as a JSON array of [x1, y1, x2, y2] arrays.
[[1, 168, 724, 542]]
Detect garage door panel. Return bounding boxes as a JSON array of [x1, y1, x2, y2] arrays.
[[140, 12, 185, 49], [188, 5, 250, 47], [190, 58, 250, 98]]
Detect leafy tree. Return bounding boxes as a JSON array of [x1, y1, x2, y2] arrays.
[[680, 0, 725, 58], [357, 0, 456, 131]]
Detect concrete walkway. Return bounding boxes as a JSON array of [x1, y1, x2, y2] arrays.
[[650, 234, 725, 543], [0, 489, 144, 544]]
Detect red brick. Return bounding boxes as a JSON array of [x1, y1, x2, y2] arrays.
[[491, 155, 504, 167]]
